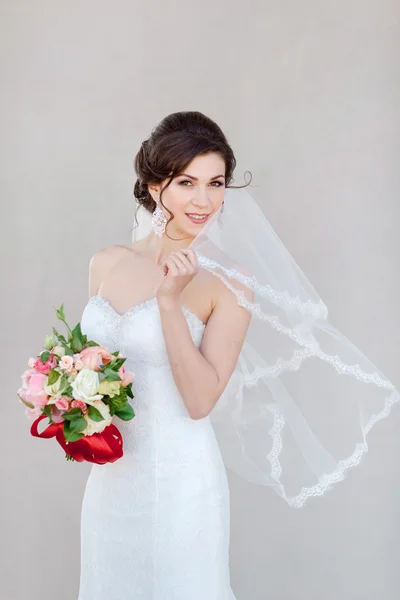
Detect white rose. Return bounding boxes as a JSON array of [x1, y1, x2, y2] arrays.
[[71, 366, 103, 404], [44, 374, 66, 401], [83, 399, 112, 436]]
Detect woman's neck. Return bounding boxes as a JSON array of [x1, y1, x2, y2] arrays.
[[142, 230, 195, 265]]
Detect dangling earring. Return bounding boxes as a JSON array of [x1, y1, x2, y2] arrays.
[[152, 199, 167, 237]]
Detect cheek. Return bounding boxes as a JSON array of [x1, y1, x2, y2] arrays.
[[211, 191, 225, 211], [167, 188, 190, 213]]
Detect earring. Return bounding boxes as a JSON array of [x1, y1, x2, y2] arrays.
[[152, 199, 167, 237]]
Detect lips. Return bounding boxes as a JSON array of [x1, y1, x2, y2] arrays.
[[185, 213, 209, 223]]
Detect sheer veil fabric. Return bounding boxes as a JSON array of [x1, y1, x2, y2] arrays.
[[132, 187, 399, 508]]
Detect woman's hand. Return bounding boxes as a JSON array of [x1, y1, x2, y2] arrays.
[[156, 248, 199, 304]]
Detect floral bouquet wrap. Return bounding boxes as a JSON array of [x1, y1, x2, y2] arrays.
[[17, 304, 135, 464]]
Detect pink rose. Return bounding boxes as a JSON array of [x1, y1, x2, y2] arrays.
[[22, 368, 36, 388], [122, 372, 135, 386], [48, 353, 57, 366], [19, 369, 49, 407], [51, 406, 65, 423], [59, 355, 74, 372], [118, 365, 135, 386], [74, 355, 85, 371], [34, 353, 57, 375], [79, 346, 113, 371], [71, 400, 87, 413], [25, 406, 42, 420], [55, 397, 70, 411]]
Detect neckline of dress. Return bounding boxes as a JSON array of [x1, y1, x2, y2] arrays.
[[91, 294, 206, 328]]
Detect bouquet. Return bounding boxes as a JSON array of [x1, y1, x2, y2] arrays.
[[17, 304, 135, 464]]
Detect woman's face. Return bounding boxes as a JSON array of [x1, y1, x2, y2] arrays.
[[151, 152, 226, 239]]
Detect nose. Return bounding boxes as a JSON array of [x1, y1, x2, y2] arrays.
[[192, 186, 211, 210]]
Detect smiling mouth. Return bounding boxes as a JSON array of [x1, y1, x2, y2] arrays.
[[185, 213, 210, 223]]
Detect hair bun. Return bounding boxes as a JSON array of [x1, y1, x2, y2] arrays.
[[133, 140, 156, 213]]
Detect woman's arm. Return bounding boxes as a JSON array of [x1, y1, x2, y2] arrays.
[[157, 289, 252, 420]]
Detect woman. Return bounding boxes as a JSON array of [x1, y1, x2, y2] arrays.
[[78, 111, 251, 599], [78, 111, 399, 598]]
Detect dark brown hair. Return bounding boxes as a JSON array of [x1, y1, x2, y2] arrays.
[[132, 111, 251, 240]]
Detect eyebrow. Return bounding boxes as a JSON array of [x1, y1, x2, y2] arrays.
[[179, 173, 225, 181]]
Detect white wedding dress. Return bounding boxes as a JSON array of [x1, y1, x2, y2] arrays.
[[77, 294, 237, 600]]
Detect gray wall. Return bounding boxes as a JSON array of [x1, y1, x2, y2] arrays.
[[1, 1, 399, 599]]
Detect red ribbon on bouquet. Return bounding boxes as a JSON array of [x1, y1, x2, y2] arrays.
[[30, 415, 124, 464]]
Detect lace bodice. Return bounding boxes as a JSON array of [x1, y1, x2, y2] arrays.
[[81, 294, 205, 365], [80, 295, 207, 443]]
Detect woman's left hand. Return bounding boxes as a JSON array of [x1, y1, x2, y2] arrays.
[[156, 248, 199, 303]]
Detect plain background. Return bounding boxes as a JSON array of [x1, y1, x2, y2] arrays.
[[1, 1, 399, 599]]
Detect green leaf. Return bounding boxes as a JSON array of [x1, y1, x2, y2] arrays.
[[72, 321, 83, 337], [71, 332, 83, 353], [108, 357, 126, 371], [71, 322, 84, 352], [59, 372, 68, 390], [43, 405, 52, 418], [62, 344, 74, 357], [85, 340, 100, 347], [126, 384, 134, 399], [17, 394, 35, 409], [40, 351, 50, 363], [62, 407, 84, 421], [63, 418, 85, 442], [65, 430, 84, 443], [87, 405, 105, 422], [115, 403, 135, 421], [55, 304, 66, 322], [47, 369, 60, 386], [103, 371, 122, 382], [69, 417, 87, 434], [63, 419, 79, 442], [52, 327, 67, 345]]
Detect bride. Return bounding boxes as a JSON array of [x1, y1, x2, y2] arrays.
[[77, 111, 399, 599], [78, 111, 251, 599]]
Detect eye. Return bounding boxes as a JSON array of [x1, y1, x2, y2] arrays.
[[178, 179, 224, 187]]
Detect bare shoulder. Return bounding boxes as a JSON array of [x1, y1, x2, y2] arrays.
[[212, 270, 254, 320], [208, 251, 255, 313], [198, 240, 254, 304], [89, 244, 129, 279], [194, 243, 254, 324], [88, 243, 139, 297]]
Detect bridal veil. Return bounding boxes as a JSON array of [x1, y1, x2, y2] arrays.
[[132, 187, 399, 508]]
